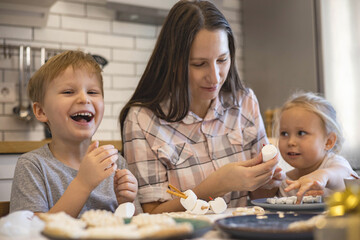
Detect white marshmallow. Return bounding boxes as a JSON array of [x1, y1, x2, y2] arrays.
[[114, 202, 135, 218], [209, 197, 227, 214], [180, 190, 197, 211], [275, 197, 287, 204], [266, 197, 277, 204], [285, 196, 297, 204], [314, 195, 322, 203], [261, 144, 278, 162], [188, 200, 209, 215], [302, 196, 314, 203]]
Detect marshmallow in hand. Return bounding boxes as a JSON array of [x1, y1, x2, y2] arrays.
[[180, 189, 197, 211], [261, 144, 278, 162], [114, 202, 135, 218], [187, 199, 209, 215], [209, 197, 227, 214]]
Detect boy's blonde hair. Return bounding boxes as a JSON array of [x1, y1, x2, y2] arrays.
[[273, 91, 344, 154], [27, 50, 103, 105]]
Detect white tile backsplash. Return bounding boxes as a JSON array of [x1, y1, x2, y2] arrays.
[[0, 0, 243, 142], [135, 37, 156, 50], [34, 28, 86, 44], [103, 89, 134, 103], [103, 62, 135, 75], [62, 16, 111, 33], [88, 33, 134, 48], [113, 76, 140, 89], [113, 49, 151, 63], [0, 26, 32, 40], [46, 14, 61, 28], [112, 22, 156, 38]]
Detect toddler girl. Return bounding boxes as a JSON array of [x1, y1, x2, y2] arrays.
[[274, 92, 358, 203]]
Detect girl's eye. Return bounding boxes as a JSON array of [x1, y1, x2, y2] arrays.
[[280, 131, 288, 137], [62, 90, 73, 94], [298, 131, 307, 136]]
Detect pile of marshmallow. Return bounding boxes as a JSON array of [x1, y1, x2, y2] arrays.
[[167, 185, 227, 215], [180, 190, 227, 215], [266, 195, 322, 205]]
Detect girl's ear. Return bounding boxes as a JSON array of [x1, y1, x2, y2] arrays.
[[33, 102, 48, 123], [325, 132, 337, 150]]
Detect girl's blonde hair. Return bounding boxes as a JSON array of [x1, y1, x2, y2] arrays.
[[273, 91, 344, 153]]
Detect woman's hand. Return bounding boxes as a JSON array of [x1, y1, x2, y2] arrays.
[[76, 141, 118, 192], [196, 154, 279, 199], [114, 169, 138, 204]]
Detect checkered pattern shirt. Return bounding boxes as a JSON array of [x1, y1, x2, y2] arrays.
[[123, 89, 268, 207]]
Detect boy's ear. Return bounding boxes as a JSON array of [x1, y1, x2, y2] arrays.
[[325, 132, 337, 151], [33, 102, 48, 123]]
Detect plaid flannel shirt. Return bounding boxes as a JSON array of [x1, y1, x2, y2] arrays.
[[123, 89, 268, 207]]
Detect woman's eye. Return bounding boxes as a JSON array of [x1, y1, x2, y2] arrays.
[[218, 58, 228, 63], [192, 62, 204, 67]]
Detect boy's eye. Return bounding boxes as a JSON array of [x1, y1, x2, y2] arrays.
[[88, 90, 100, 95], [62, 90, 73, 94], [280, 131, 288, 137], [298, 131, 307, 136]]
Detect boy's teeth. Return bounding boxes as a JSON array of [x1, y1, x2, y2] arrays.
[[72, 112, 93, 117]]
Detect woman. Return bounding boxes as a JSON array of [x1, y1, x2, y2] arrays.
[[119, 0, 283, 213]]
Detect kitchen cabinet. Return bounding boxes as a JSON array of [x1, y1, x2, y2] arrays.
[[0, 0, 56, 27], [242, 0, 320, 115], [0, 154, 18, 201]]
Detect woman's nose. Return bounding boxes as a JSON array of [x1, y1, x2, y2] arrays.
[[207, 63, 221, 84]]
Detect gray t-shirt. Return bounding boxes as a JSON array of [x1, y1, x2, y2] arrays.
[[10, 144, 126, 217]]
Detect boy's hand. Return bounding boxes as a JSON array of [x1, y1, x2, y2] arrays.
[[76, 141, 118, 192], [114, 169, 138, 205]]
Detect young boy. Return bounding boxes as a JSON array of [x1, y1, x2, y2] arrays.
[[10, 50, 138, 218]]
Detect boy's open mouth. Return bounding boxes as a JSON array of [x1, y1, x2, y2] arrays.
[[70, 112, 94, 122]]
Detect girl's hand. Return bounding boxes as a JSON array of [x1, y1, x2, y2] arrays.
[[260, 167, 285, 189], [114, 169, 138, 204], [285, 178, 325, 204], [76, 141, 118, 192]]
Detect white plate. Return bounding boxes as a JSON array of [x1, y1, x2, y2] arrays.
[[251, 198, 326, 211]]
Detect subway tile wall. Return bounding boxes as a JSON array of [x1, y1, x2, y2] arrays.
[[0, 0, 243, 141]]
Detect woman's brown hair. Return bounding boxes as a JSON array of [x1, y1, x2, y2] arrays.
[[119, 0, 246, 136]]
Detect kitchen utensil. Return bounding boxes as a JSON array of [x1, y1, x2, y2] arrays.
[[40, 47, 45, 66], [13, 46, 33, 122], [91, 54, 108, 69]]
